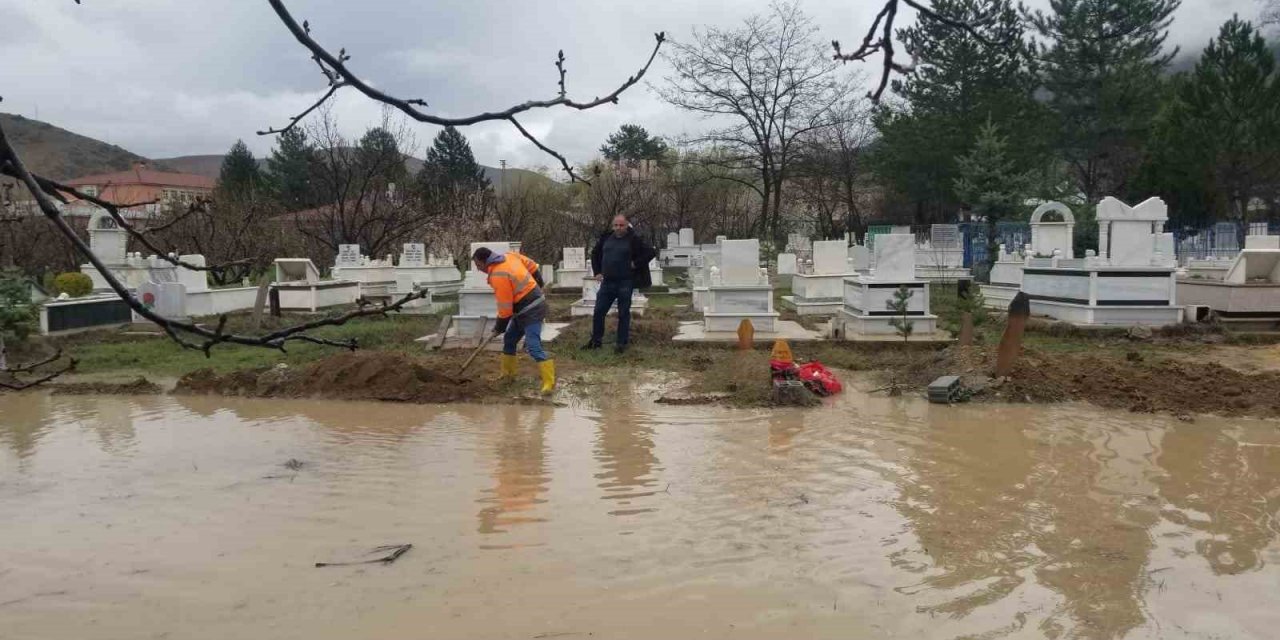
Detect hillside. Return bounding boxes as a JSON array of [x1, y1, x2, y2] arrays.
[[0, 113, 561, 192], [0, 113, 163, 180], [156, 153, 558, 192]]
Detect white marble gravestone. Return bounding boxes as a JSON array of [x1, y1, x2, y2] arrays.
[[336, 244, 361, 268], [785, 240, 859, 315], [702, 238, 777, 331], [556, 247, 590, 288], [648, 258, 664, 287], [848, 244, 871, 272], [811, 240, 848, 275], [679, 228, 695, 247], [400, 243, 426, 268], [872, 234, 916, 280], [837, 233, 937, 338], [137, 279, 187, 320], [777, 253, 798, 276], [667, 232, 679, 249], [175, 254, 208, 292]]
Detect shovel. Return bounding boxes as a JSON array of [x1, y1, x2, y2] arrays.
[[457, 317, 498, 377]]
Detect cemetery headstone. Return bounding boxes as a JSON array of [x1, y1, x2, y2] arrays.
[[401, 243, 426, 267], [336, 244, 361, 268], [811, 240, 848, 274]]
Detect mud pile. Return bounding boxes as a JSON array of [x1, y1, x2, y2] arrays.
[[983, 350, 1280, 417], [175, 352, 503, 404], [50, 377, 163, 396]]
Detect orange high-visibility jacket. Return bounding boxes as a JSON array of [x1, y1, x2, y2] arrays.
[[486, 251, 540, 319]]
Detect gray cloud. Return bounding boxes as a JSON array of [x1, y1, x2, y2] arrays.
[[0, 0, 1262, 174]]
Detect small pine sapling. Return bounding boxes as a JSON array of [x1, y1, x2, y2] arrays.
[[886, 285, 915, 342]]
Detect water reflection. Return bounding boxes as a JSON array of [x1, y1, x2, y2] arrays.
[[592, 394, 661, 516], [1157, 421, 1280, 575], [476, 404, 552, 535], [173, 394, 429, 442], [0, 392, 55, 462]]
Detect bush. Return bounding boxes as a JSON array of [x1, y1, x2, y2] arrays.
[[53, 272, 93, 298], [1, 270, 38, 344]]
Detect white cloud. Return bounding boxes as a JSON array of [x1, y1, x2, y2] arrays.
[[0, 0, 1264, 171]]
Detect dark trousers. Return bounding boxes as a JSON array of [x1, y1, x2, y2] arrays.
[[590, 279, 633, 346]]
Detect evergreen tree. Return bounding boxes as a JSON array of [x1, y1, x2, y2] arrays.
[[218, 140, 264, 195], [358, 127, 409, 188], [600, 124, 669, 166], [418, 126, 489, 196], [1163, 16, 1280, 222], [873, 0, 1044, 221], [953, 120, 1036, 223], [1030, 0, 1181, 206], [265, 128, 317, 212]]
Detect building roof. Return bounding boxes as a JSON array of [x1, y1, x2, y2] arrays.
[[65, 163, 215, 191]]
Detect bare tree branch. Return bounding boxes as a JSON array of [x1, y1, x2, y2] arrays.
[[833, 0, 998, 102], [0, 349, 77, 392], [260, 0, 665, 182]]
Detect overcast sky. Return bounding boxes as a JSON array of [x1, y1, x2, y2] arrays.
[[0, 0, 1261, 174]]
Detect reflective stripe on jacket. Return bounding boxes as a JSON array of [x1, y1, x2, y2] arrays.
[[485, 251, 541, 319]]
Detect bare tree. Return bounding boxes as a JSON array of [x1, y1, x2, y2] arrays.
[[659, 1, 850, 243], [792, 97, 877, 238], [293, 109, 425, 264], [0, 0, 664, 364]]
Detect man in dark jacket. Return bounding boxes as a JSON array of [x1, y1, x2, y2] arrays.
[[584, 214, 655, 353]]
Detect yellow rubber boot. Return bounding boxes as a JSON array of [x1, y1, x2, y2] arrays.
[[538, 359, 556, 394], [496, 354, 518, 381]]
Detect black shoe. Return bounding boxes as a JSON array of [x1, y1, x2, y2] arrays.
[[582, 340, 601, 350], [614, 343, 628, 354]]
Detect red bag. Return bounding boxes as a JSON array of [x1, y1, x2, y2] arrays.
[[796, 361, 843, 396]]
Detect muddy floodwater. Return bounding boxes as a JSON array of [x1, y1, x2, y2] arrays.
[[2, 389, 1279, 640]]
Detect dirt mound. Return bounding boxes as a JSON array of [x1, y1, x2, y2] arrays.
[[175, 352, 502, 404], [50, 377, 162, 396], [981, 350, 1280, 417]]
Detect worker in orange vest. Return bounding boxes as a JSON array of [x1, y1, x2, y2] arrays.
[[472, 247, 554, 393]]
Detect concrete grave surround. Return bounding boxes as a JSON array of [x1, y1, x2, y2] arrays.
[[272, 258, 361, 311], [702, 238, 778, 332], [555, 247, 591, 288], [980, 244, 1027, 310], [571, 276, 648, 317], [836, 233, 941, 339], [1015, 199, 1181, 326], [1179, 234, 1280, 325], [784, 240, 860, 316]]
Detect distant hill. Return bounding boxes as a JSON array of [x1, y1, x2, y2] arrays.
[[0, 113, 165, 180], [156, 152, 558, 193], [0, 113, 561, 192]]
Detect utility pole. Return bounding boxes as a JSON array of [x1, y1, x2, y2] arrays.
[[498, 159, 507, 190]]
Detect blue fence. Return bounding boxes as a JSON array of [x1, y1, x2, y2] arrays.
[[1173, 221, 1280, 261]]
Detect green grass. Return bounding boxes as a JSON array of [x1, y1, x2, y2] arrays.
[[50, 311, 444, 377]]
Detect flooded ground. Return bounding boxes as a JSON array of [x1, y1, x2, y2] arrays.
[[2, 388, 1278, 640]]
